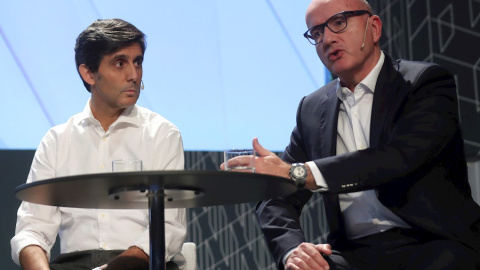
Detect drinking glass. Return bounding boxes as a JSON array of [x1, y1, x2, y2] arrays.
[[223, 149, 255, 172], [112, 159, 142, 172]]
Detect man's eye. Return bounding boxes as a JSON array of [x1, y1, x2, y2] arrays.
[[332, 18, 346, 27], [115, 61, 124, 67]]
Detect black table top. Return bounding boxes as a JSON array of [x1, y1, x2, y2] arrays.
[[15, 170, 297, 209]]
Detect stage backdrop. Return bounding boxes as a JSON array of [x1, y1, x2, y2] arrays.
[[0, 0, 326, 152]]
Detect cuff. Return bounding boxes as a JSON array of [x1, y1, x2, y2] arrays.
[[306, 161, 329, 192], [11, 234, 51, 265], [282, 248, 295, 266]]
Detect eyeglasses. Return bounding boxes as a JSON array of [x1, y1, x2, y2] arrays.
[[303, 10, 372, 45]]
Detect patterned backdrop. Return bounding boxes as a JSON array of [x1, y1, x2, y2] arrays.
[[372, 0, 480, 158], [183, 1, 480, 269], [184, 151, 327, 270]]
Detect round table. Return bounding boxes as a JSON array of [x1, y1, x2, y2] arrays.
[[15, 170, 297, 270]]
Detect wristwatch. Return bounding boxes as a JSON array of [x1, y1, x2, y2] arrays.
[[289, 163, 307, 188]]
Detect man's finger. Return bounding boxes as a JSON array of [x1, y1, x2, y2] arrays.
[[315, 244, 332, 256], [253, 137, 272, 157]]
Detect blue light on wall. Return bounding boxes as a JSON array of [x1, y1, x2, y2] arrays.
[[0, 0, 327, 151]]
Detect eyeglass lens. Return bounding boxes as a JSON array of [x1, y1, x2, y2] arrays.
[[305, 10, 372, 45], [308, 14, 347, 45]]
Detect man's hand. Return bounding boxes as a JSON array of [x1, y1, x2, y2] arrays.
[[285, 243, 332, 270], [102, 246, 149, 270], [220, 138, 318, 189], [220, 138, 290, 178], [251, 137, 291, 179], [254, 137, 319, 190], [220, 138, 292, 179]]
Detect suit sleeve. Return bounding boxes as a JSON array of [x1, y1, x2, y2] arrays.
[[315, 64, 461, 194]]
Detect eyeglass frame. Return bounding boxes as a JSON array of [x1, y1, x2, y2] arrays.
[[303, 10, 372, 45]]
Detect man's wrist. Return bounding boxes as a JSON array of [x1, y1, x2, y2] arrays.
[[289, 163, 307, 188], [282, 248, 295, 266]]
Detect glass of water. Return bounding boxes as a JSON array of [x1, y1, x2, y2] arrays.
[[223, 149, 255, 172], [112, 159, 142, 172]]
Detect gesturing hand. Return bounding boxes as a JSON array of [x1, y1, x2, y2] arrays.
[[251, 137, 291, 179], [219, 137, 291, 178], [285, 243, 332, 270]]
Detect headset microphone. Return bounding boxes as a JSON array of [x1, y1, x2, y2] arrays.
[[361, 19, 369, 49]]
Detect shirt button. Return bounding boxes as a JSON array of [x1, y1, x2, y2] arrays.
[[100, 164, 104, 169]]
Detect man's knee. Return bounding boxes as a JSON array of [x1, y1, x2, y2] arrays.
[[408, 240, 476, 270]]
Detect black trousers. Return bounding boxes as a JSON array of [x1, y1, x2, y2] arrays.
[[50, 250, 179, 270], [325, 228, 478, 270]]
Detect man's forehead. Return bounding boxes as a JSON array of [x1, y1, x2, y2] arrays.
[[306, 0, 363, 26], [105, 43, 143, 59]]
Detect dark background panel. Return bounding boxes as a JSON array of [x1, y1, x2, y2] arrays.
[[376, 0, 480, 158]]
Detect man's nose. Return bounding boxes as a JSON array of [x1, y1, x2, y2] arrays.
[[322, 27, 336, 44], [126, 64, 140, 82]]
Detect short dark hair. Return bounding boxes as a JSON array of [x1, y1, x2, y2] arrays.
[[74, 18, 146, 92]]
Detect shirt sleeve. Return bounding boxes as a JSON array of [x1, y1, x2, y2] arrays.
[[11, 132, 61, 265]]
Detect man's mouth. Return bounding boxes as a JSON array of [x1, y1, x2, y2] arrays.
[[123, 88, 138, 95], [124, 85, 138, 93], [328, 49, 342, 61]]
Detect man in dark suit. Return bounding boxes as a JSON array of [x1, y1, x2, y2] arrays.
[[244, 0, 480, 269]]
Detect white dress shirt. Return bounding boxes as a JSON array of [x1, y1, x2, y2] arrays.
[[309, 52, 410, 239], [11, 100, 187, 265]]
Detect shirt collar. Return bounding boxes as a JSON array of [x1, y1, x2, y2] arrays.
[[75, 99, 140, 127], [336, 51, 385, 101]]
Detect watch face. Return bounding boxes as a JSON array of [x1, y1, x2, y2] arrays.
[[294, 166, 305, 177]]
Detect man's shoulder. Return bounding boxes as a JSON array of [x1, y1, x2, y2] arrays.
[[305, 79, 337, 101], [387, 54, 450, 79], [394, 58, 437, 71], [135, 105, 181, 133], [48, 111, 85, 133]]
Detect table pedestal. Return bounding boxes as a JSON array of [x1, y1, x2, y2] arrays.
[[148, 188, 165, 270]]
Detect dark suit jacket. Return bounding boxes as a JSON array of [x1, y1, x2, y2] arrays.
[[256, 53, 480, 269]]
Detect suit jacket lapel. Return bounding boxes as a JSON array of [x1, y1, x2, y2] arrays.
[[319, 84, 340, 157], [370, 55, 400, 148], [317, 82, 347, 242]]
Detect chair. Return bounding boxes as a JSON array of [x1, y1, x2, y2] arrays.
[[180, 242, 197, 270]]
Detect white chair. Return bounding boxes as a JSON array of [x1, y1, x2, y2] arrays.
[[177, 242, 197, 270]]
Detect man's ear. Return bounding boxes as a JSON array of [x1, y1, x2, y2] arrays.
[[371, 15, 382, 44], [78, 64, 95, 87]]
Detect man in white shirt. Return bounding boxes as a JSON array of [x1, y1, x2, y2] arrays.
[[223, 0, 480, 269], [11, 18, 186, 270]]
